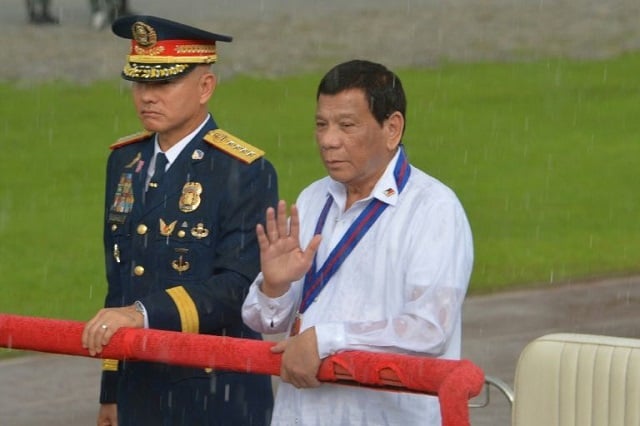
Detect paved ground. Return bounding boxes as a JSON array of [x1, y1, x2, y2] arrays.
[[1, 0, 639, 425], [1, 275, 639, 425], [464, 275, 640, 425], [2, 0, 640, 83]]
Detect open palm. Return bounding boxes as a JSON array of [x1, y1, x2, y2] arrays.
[[256, 200, 322, 296]]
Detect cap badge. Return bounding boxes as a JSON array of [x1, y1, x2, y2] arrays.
[[132, 22, 157, 47]]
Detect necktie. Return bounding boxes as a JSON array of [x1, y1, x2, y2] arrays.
[[145, 152, 168, 206], [148, 152, 168, 190]]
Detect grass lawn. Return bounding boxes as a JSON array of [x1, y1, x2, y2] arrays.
[[0, 54, 638, 323]]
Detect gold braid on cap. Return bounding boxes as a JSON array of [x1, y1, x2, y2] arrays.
[[124, 63, 191, 79], [133, 45, 166, 56], [131, 43, 217, 62], [175, 44, 217, 55], [126, 53, 218, 64]]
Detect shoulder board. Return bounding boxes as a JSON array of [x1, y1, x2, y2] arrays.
[[109, 131, 153, 150], [203, 129, 265, 164]]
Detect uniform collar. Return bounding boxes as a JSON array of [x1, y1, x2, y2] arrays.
[[152, 114, 211, 165]]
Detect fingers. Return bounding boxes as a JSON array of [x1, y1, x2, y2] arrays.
[[256, 223, 269, 251], [90, 322, 111, 355], [279, 330, 322, 389], [262, 201, 292, 244], [263, 206, 277, 243], [288, 204, 300, 240], [82, 309, 129, 356], [290, 204, 321, 262], [82, 313, 113, 356], [97, 403, 118, 425], [276, 200, 289, 239], [284, 372, 321, 389], [281, 360, 322, 388]]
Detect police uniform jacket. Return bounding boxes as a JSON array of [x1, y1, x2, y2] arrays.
[[100, 115, 278, 423]]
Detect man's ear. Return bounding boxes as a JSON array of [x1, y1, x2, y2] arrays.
[[385, 111, 405, 150], [200, 71, 217, 104]]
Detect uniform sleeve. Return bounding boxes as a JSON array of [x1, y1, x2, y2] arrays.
[[102, 151, 125, 309], [141, 158, 279, 335], [100, 152, 122, 403], [99, 360, 119, 403]]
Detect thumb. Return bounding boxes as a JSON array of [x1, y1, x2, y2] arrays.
[[270, 339, 288, 354], [303, 235, 323, 262]]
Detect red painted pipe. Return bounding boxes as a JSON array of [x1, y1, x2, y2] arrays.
[[0, 313, 484, 426]]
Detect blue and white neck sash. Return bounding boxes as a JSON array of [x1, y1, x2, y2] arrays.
[[298, 147, 411, 315]]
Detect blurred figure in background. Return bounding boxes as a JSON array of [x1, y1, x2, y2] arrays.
[[25, 0, 58, 24], [90, 0, 133, 30]]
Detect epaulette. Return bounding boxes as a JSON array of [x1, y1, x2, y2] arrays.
[[203, 129, 265, 164], [109, 130, 153, 150]]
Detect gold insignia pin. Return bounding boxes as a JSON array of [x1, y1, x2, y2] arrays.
[[171, 255, 190, 273], [179, 182, 202, 213], [159, 218, 177, 237], [191, 223, 210, 239]]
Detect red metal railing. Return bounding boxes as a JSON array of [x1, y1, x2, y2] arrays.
[[0, 313, 484, 426]]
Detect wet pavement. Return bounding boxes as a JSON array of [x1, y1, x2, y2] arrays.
[[1, 275, 638, 425]]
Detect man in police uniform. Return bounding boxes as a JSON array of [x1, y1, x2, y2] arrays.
[[81, 15, 277, 426]]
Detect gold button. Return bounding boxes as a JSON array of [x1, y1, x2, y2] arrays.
[[111, 224, 118, 231], [177, 230, 186, 238], [136, 224, 148, 235], [134, 265, 145, 276]]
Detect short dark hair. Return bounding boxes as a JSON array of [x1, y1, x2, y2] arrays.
[[317, 60, 407, 129]]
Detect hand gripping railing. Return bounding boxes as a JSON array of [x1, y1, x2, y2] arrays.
[[0, 313, 484, 426]]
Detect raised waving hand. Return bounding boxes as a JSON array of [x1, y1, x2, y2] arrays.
[[256, 200, 322, 298]]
